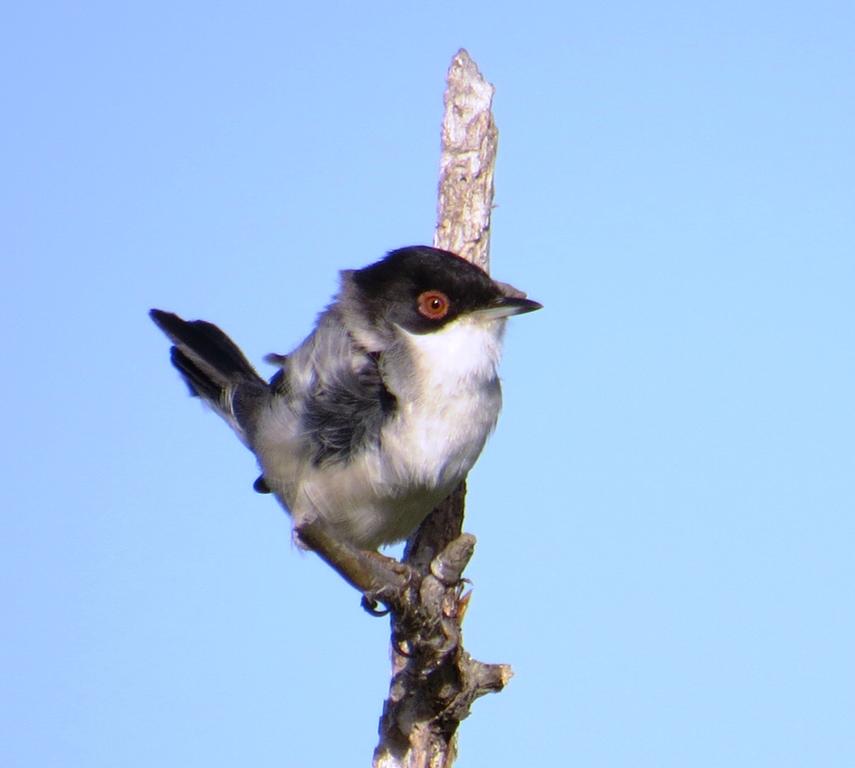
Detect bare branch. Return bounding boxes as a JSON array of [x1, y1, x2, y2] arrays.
[[434, 49, 498, 272], [298, 51, 510, 768], [373, 50, 511, 768]]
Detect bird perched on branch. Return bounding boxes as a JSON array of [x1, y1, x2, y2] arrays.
[[150, 245, 541, 550]]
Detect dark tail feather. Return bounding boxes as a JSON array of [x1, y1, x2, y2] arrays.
[[150, 309, 259, 388], [150, 309, 267, 441], [170, 346, 223, 401]]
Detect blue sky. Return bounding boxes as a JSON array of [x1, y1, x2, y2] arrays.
[[3, 2, 854, 766]]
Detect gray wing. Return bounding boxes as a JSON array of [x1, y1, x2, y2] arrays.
[[301, 348, 397, 467], [262, 308, 397, 470]]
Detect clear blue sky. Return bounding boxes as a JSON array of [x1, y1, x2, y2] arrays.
[[4, 2, 854, 766]]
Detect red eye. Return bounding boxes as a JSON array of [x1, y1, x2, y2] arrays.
[[417, 290, 450, 320]]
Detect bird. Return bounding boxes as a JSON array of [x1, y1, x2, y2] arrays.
[[150, 245, 541, 550]]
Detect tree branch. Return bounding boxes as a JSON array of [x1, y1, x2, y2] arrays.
[[296, 50, 510, 768], [373, 50, 511, 768], [434, 49, 498, 271]]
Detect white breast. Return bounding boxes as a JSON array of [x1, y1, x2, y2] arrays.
[[382, 316, 506, 491], [262, 315, 508, 549]]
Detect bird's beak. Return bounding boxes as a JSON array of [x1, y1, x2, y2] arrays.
[[473, 294, 543, 321]]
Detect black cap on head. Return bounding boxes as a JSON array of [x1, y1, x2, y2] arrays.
[[353, 246, 539, 334]]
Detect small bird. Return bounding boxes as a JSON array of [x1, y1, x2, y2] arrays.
[[150, 245, 541, 550]]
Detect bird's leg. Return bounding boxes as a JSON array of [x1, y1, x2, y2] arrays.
[[295, 520, 416, 613]]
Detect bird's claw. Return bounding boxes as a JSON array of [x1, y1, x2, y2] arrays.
[[361, 595, 390, 616]]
